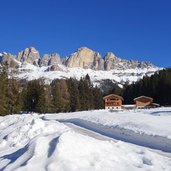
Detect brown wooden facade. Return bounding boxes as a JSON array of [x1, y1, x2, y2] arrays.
[[103, 94, 124, 109], [134, 96, 153, 108]]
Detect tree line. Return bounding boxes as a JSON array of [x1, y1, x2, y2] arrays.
[[1, 65, 171, 116], [123, 68, 171, 105], [109, 68, 171, 105], [0, 66, 104, 115]]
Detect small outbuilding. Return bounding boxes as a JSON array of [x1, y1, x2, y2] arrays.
[[103, 94, 124, 110], [134, 96, 153, 109]]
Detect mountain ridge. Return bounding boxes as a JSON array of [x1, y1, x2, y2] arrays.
[[0, 47, 156, 71], [0, 47, 160, 92]]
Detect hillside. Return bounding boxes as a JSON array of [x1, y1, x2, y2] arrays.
[[0, 47, 159, 88]]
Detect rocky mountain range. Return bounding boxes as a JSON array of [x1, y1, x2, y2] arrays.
[[0, 47, 159, 91], [0, 47, 155, 71]]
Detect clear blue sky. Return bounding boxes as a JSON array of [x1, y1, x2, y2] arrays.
[[0, 0, 170, 67]]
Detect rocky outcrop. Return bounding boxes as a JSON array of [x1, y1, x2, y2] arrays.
[[104, 52, 118, 70], [103, 52, 155, 70], [17, 47, 40, 66], [0, 52, 19, 68], [65, 47, 95, 68], [40, 53, 61, 67], [65, 47, 104, 70], [0, 46, 156, 71], [65, 47, 155, 70], [48, 53, 61, 66]]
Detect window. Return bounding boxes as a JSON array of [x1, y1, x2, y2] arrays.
[[110, 98, 116, 100]]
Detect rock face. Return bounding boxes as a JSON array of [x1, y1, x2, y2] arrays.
[[0, 47, 158, 90], [64, 47, 105, 70], [17, 47, 40, 66], [0, 52, 19, 68], [0, 46, 156, 71], [103, 52, 155, 70], [48, 54, 61, 66], [104, 52, 118, 70], [65, 47, 98, 69], [65, 47, 155, 70], [40, 53, 61, 67]]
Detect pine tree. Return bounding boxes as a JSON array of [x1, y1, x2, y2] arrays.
[[43, 85, 54, 113], [22, 80, 46, 113], [92, 86, 104, 109], [51, 79, 70, 112], [67, 78, 80, 112], [123, 68, 171, 105], [8, 78, 21, 114], [78, 76, 93, 111], [0, 65, 9, 115]]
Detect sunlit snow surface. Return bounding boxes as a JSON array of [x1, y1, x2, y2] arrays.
[[0, 108, 171, 171], [16, 63, 159, 85]]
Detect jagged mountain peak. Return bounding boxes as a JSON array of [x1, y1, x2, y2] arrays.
[[65, 47, 100, 69], [104, 52, 117, 60], [0, 46, 157, 71], [17, 47, 40, 66], [25, 46, 37, 50], [0, 47, 160, 91], [77, 46, 94, 51]]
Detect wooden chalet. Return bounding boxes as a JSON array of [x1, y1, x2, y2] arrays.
[[134, 96, 153, 109], [103, 94, 124, 110]]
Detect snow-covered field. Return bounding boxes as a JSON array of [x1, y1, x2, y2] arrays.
[[0, 108, 171, 171]]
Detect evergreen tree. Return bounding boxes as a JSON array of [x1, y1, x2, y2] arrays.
[[109, 84, 123, 96], [78, 76, 94, 111], [51, 79, 70, 112], [0, 65, 9, 115], [43, 85, 54, 113], [67, 78, 80, 112], [22, 80, 46, 113], [92, 86, 104, 109], [123, 68, 171, 105], [8, 78, 21, 114]]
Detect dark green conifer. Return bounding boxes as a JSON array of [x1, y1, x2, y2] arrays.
[[0, 64, 9, 115]]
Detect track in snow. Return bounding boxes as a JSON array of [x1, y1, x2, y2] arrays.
[[61, 121, 171, 159]]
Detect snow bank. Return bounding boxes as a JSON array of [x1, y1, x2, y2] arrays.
[[0, 112, 171, 170], [44, 107, 171, 152]]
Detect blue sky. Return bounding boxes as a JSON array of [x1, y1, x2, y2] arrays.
[[0, 0, 170, 67]]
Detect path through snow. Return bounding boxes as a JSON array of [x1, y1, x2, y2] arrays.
[[0, 110, 171, 171]]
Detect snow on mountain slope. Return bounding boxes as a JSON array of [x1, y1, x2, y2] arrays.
[[15, 62, 159, 86], [1, 47, 160, 86], [0, 110, 171, 171]]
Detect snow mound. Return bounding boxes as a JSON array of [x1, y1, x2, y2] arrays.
[[0, 111, 171, 171]]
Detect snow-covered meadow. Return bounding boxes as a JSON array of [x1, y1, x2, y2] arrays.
[[0, 107, 171, 170]]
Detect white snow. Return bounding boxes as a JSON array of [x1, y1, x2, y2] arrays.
[[44, 107, 171, 140], [15, 63, 159, 85], [0, 108, 171, 170]]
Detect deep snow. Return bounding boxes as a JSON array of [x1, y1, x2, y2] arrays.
[[0, 108, 171, 171]]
